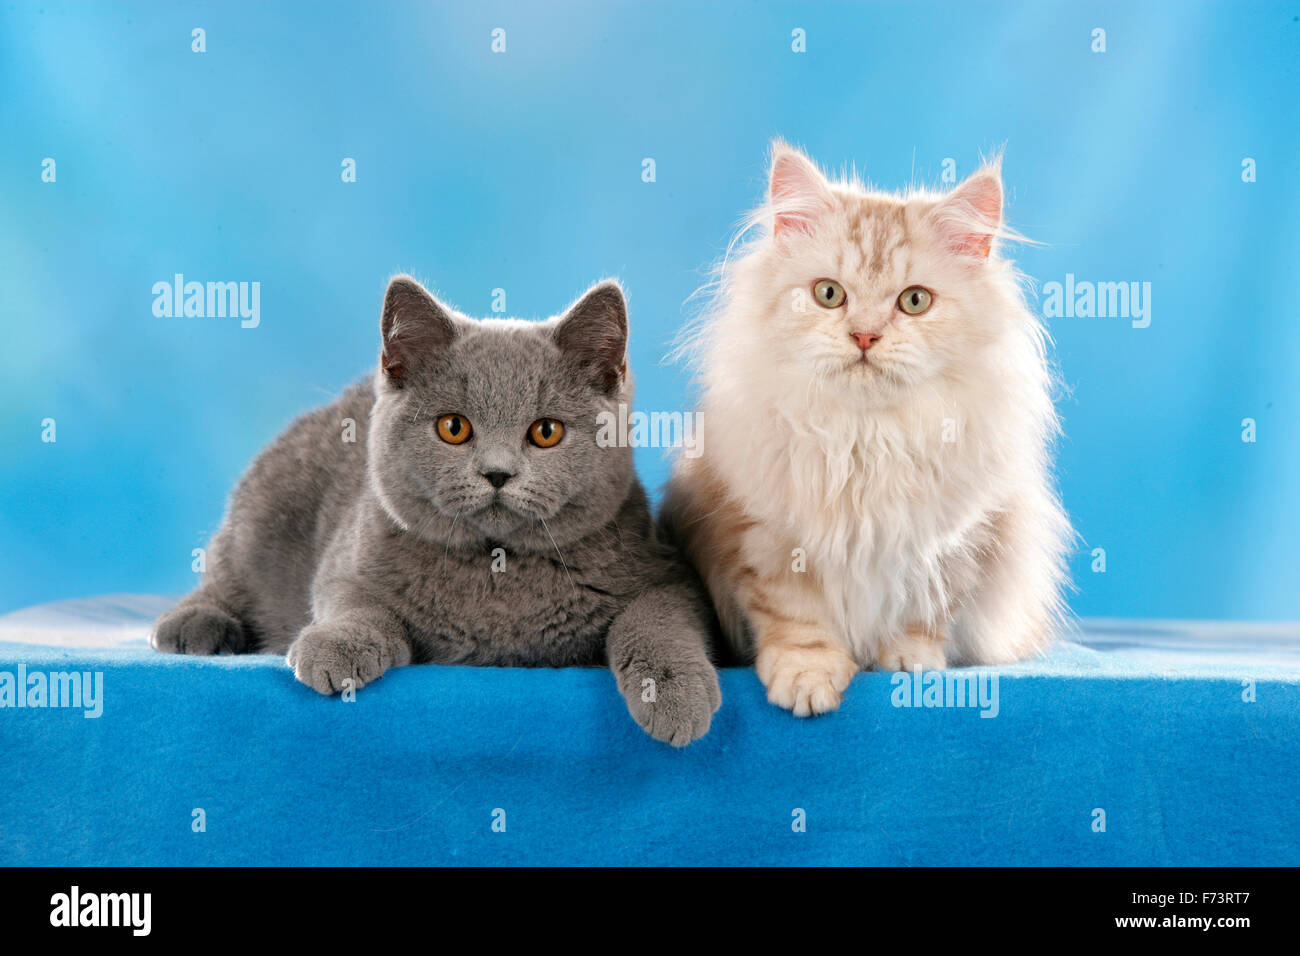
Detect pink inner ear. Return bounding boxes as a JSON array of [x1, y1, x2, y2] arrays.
[[952, 229, 994, 259], [940, 173, 1002, 259], [770, 152, 824, 238]]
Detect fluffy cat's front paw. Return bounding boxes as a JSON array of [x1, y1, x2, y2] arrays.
[[287, 622, 411, 695], [756, 641, 858, 717], [619, 652, 721, 747], [877, 630, 948, 672]]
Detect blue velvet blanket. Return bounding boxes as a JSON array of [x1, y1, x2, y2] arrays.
[[1, 598, 1297, 866]]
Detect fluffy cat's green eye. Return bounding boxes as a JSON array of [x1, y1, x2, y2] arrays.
[[528, 419, 565, 448], [812, 279, 847, 309], [897, 286, 933, 315], [436, 414, 472, 445]]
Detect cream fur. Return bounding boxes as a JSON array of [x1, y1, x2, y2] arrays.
[[665, 142, 1072, 713]]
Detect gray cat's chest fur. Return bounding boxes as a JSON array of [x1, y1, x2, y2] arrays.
[[407, 550, 616, 664], [356, 494, 626, 666]]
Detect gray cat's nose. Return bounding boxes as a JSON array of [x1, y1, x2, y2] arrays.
[[483, 471, 512, 489]]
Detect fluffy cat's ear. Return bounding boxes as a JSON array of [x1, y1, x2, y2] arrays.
[[931, 164, 1003, 260], [554, 280, 628, 393], [768, 141, 832, 239], [380, 275, 456, 385]]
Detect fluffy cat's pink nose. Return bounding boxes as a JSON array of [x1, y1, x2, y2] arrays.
[[852, 332, 881, 352]]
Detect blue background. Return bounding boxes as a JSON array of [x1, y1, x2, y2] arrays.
[[1, 0, 1297, 619]]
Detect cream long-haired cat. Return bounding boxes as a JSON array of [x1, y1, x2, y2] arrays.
[[662, 142, 1072, 716]]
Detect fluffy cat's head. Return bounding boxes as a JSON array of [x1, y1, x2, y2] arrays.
[[367, 275, 633, 551], [703, 141, 1033, 410]]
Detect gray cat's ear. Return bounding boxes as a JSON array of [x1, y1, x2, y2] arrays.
[[554, 280, 628, 393], [380, 275, 456, 385]]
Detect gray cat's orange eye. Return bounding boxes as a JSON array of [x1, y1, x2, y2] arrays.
[[528, 419, 564, 448], [436, 414, 472, 445]]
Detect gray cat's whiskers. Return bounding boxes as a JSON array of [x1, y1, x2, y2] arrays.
[[539, 516, 576, 593], [440, 507, 465, 573]]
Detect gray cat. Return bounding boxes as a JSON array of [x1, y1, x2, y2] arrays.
[[152, 275, 721, 746]]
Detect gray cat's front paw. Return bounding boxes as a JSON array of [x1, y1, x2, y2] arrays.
[[152, 603, 243, 655], [617, 652, 722, 747], [287, 621, 411, 695]]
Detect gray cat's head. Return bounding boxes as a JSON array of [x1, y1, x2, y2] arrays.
[[366, 275, 633, 553]]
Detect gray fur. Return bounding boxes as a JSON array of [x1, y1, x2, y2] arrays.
[[153, 276, 721, 746]]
